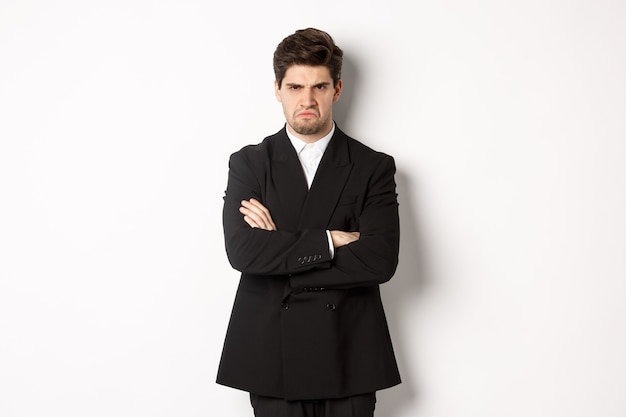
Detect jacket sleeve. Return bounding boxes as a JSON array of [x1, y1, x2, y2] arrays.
[[222, 150, 332, 276], [289, 155, 400, 290]]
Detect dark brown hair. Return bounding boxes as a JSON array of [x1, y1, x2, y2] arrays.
[[273, 28, 343, 88]]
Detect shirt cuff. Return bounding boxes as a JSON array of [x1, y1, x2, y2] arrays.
[[326, 230, 335, 259]]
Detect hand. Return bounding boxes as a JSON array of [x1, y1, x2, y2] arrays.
[[239, 198, 277, 231], [330, 230, 360, 248]]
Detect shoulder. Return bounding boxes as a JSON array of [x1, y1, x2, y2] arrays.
[[336, 128, 396, 168], [228, 128, 286, 166], [230, 130, 281, 158]]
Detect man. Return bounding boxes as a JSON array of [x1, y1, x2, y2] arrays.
[[217, 28, 401, 417]]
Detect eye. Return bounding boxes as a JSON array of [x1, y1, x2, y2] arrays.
[[288, 85, 302, 90], [315, 84, 327, 90]]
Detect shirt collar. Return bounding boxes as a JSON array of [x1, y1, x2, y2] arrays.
[[286, 123, 335, 155]]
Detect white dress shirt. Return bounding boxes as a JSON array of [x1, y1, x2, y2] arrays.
[[287, 125, 334, 189], [286, 124, 336, 258]]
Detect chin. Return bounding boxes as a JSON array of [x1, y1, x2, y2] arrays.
[[293, 120, 328, 136]]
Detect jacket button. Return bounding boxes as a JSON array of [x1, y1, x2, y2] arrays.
[[326, 303, 336, 311], [281, 302, 289, 310]]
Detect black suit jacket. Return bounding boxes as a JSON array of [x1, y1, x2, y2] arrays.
[[216, 125, 401, 400]]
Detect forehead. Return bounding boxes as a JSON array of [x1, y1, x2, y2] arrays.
[[282, 65, 333, 84]]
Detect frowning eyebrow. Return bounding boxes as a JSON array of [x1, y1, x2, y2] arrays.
[[284, 82, 331, 89]]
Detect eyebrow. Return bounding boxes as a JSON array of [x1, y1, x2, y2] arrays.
[[285, 82, 331, 88]]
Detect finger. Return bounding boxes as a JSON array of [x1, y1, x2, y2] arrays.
[[242, 215, 261, 229], [248, 199, 277, 230], [246, 199, 275, 228], [241, 199, 276, 230], [240, 203, 270, 229], [239, 203, 276, 231], [247, 198, 268, 212], [239, 205, 269, 229]]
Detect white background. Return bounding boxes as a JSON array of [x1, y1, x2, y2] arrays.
[[1, 1, 625, 416]]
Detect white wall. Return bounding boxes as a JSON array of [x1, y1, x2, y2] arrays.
[[1, 1, 625, 416]]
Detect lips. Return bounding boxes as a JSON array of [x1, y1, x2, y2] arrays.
[[297, 110, 318, 118]]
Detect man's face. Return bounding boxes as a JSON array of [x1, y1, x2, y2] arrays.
[[274, 65, 342, 143]]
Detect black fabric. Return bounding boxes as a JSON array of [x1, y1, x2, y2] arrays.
[[217, 126, 401, 399], [250, 392, 376, 417]]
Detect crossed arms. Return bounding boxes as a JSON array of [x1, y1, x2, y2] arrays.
[[239, 198, 360, 249], [223, 148, 400, 290]]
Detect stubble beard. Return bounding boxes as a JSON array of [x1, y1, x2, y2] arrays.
[[289, 114, 329, 136]]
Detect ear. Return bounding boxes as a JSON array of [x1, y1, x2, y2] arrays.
[[332, 79, 343, 103], [274, 80, 282, 102]]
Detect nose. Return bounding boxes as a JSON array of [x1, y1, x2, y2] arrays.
[[301, 87, 316, 106]]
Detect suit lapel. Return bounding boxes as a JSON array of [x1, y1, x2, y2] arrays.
[[274, 127, 353, 301], [298, 129, 353, 229], [270, 129, 309, 230]]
